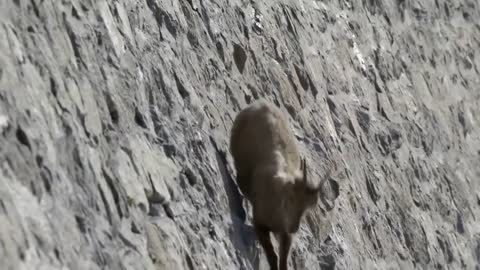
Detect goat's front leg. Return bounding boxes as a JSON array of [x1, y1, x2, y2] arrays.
[[254, 224, 278, 270], [279, 232, 292, 270]]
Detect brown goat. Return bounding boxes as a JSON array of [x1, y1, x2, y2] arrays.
[[230, 100, 329, 270]]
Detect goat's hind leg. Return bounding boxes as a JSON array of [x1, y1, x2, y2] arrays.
[[254, 224, 278, 270], [279, 233, 292, 270]]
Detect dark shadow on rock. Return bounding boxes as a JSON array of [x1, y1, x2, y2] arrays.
[[210, 136, 257, 269], [318, 236, 339, 270]]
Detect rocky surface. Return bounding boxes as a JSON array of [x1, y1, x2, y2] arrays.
[[1, 0, 480, 269]]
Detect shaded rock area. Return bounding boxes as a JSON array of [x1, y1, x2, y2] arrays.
[[0, 0, 479, 269]]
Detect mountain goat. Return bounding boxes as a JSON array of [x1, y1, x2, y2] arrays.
[[230, 100, 331, 270]]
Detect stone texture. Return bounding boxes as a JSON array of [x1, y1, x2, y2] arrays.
[[0, 0, 479, 269]]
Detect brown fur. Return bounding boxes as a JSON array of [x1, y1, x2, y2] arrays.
[[230, 100, 324, 270]]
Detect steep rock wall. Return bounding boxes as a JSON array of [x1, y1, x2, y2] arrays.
[[0, 0, 479, 269]]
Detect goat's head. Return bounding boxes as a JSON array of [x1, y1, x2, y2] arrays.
[[294, 158, 337, 209], [292, 158, 320, 209]]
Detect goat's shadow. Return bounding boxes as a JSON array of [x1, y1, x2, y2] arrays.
[[210, 137, 260, 270]]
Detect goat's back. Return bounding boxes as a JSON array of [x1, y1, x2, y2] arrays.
[[230, 100, 301, 197]]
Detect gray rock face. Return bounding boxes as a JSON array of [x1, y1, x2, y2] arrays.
[[0, 0, 479, 269]]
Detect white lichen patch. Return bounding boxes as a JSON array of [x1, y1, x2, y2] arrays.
[[352, 41, 367, 73], [0, 114, 8, 132]]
